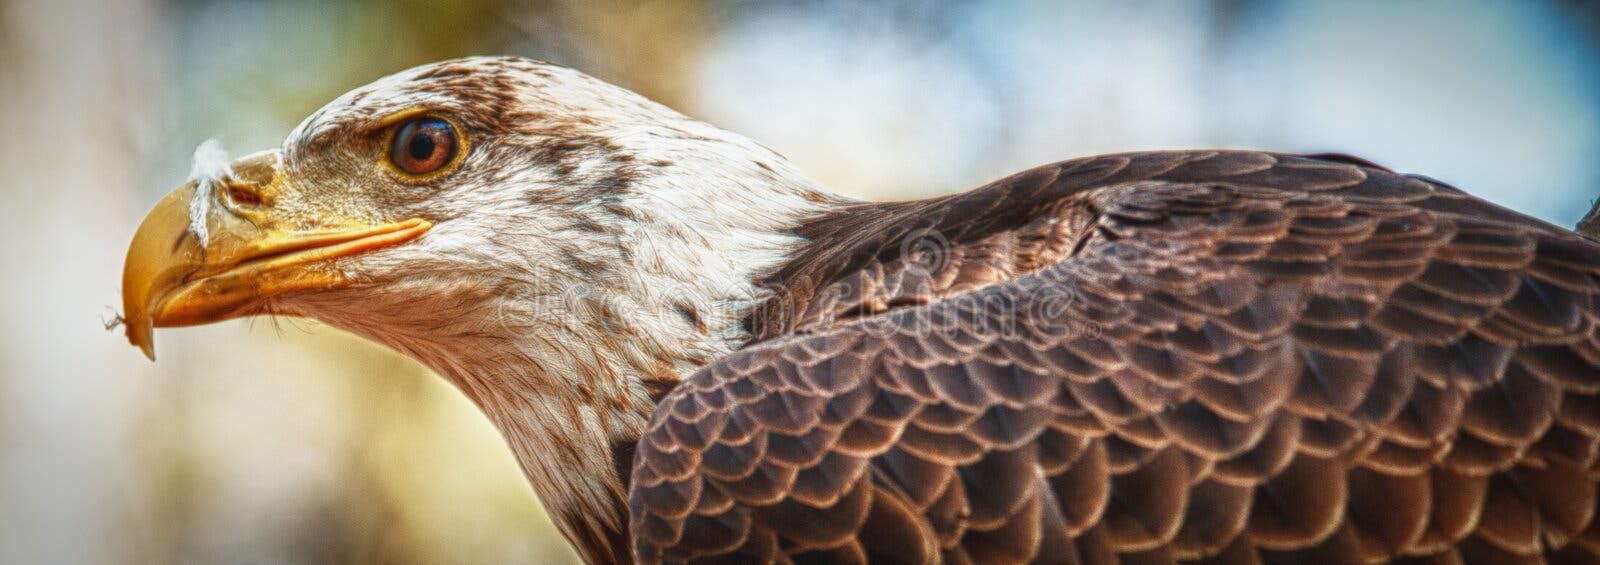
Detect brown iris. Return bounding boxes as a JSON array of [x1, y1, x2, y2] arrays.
[[389, 117, 457, 175]]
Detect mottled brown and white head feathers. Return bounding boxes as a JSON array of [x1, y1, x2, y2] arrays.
[[262, 56, 841, 563]]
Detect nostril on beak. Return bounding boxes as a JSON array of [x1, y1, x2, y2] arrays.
[[222, 180, 265, 209]]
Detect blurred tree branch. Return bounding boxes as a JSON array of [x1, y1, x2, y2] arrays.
[[501, 0, 713, 108], [1580, 196, 1600, 238]]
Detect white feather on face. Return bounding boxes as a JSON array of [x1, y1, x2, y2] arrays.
[[256, 56, 845, 561], [185, 139, 232, 247]]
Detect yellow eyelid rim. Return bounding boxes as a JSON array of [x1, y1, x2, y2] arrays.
[[374, 108, 470, 184], [369, 106, 432, 131]]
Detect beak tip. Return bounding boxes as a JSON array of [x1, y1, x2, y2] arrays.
[[125, 318, 157, 362]]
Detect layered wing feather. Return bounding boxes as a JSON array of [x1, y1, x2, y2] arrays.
[[630, 151, 1600, 563]]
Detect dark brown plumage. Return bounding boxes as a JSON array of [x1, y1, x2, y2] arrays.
[[628, 150, 1600, 563]]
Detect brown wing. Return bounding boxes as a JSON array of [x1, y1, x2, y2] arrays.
[[629, 151, 1600, 563]]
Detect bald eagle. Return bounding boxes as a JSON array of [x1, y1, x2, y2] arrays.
[[122, 57, 1600, 564]]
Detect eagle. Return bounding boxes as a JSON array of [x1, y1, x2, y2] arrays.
[[121, 57, 1600, 564]]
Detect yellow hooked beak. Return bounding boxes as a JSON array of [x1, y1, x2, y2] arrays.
[[121, 151, 431, 360]]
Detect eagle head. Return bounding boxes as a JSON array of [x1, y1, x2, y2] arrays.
[[124, 56, 833, 361]]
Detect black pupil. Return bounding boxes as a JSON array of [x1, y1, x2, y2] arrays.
[[408, 129, 436, 161]]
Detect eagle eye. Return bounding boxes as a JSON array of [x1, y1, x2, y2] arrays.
[[389, 117, 458, 176]]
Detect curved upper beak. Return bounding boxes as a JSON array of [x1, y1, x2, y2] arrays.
[[121, 151, 431, 360]]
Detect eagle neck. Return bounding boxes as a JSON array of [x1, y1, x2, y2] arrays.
[[398, 148, 842, 563]]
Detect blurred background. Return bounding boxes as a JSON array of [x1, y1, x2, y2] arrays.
[[2, 0, 1598, 563]]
